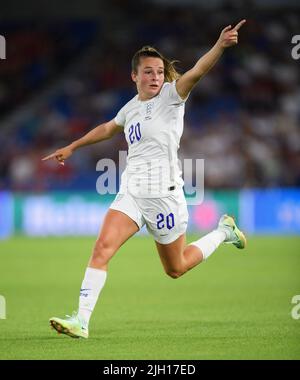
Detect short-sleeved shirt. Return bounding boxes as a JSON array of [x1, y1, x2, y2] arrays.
[[114, 80, 187, 198]]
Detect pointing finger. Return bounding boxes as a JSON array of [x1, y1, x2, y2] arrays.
[[42, 153, 57, 161], [233, 19, 246, 31]]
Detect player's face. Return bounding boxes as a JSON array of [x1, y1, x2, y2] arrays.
[[132, 57, 164, 100]]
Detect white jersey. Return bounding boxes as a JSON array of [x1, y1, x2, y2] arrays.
[[114, 80, 187, 198]]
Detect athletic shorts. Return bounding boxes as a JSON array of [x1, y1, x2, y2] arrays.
[[109, 189, 188, 244]]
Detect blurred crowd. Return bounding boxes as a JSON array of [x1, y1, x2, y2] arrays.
[[0, 3, 299, 191]]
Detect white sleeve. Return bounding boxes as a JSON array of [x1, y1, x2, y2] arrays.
[[160, 80, 188, 105], [114, 106, 126, 128]]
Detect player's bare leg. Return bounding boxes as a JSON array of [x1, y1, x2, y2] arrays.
[[156, 215, 246, 279], [50, 209, 139, 338], [156, 234, 204, 279], [88, 209, 140, 270]]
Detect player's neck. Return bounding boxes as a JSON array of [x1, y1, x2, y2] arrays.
[[137, 93, 157, 102]]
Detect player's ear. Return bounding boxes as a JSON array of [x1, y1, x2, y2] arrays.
[[131, 71, 137, 83]]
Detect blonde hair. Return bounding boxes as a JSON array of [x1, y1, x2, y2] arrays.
[[131, 46, 180, 82]]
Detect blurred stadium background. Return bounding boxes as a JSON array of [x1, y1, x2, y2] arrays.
[[0, 0, 300, 238], [0, 0, 299, 360]]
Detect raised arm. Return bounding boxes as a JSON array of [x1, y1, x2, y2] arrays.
[[176, 19, 246, 100], [42, 119, 123, 165]]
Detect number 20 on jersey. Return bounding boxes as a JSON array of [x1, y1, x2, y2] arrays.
[[128, 122, 141, 144]]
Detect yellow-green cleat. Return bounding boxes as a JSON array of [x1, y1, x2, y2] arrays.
[[218, 214, 247, 249], [49, 312, 88, 339]]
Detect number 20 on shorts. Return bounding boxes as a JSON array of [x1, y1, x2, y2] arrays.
[[156, 213, 175, 230]]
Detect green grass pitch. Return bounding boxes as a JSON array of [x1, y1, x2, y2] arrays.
[[0, 235, 299, 359]]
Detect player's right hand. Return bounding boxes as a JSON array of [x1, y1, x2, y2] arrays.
[[42, 146, 73, 166]]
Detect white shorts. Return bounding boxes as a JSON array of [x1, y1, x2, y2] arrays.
[[109, 189, 188, 244]]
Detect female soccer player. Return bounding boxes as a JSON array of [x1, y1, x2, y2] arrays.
[[43, 20, 247, 339]]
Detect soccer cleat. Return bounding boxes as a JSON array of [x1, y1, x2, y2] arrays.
[[49, 312, 88, 339], [217, 214, 247, 249]]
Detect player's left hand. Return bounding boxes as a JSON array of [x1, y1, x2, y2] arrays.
[[42, 145, 73, 166], [218, 19, 246, 48]]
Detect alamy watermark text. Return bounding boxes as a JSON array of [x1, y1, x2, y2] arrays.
[[95, 151, 204, 205], [291, 35, 300, 60], [0, 35, 6, 59], [0, 295, 6, 319], [291, 295, 300, 320]]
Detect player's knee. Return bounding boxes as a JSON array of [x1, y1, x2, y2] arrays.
[[93, 237, 114, 261], [165, 268, 184, 279]]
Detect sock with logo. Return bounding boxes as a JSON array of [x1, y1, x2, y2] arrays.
[[78, 267, 107, 326]]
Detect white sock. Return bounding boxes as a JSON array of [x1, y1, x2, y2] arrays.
[[189, 230, 226, 260], [78, 267, 107, 326]]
